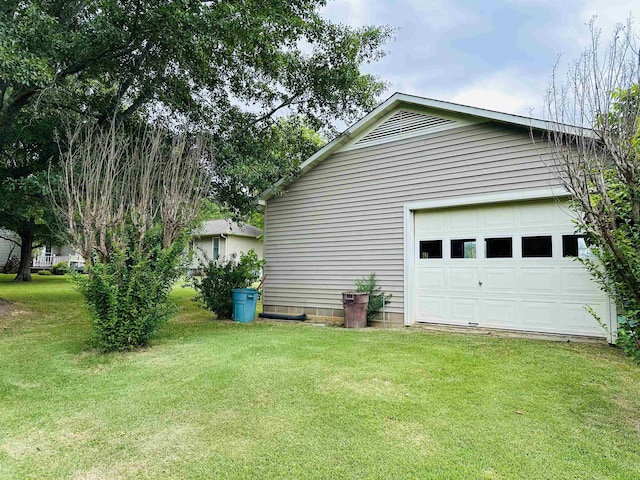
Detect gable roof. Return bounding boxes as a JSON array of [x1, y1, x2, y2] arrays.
[[196, 219, 261, 238], [260, 92, 584, 202]]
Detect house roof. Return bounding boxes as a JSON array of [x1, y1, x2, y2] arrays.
[[260, 92, 588, 202], [196, 219, 261, 238]]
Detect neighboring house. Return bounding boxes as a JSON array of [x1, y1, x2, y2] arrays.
[[191, 219, 263, 269], [260, 93, 616, 341], [32, 245, 85, 271], [0, 229, 85, 271], [2, 218, 263, 274], [0, 229, 19, 269]]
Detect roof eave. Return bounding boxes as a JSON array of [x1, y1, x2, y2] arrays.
[[259, 92, 595, 201], [259, 94, 404, 201]]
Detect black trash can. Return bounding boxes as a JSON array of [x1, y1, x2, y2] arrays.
[[342, 291, 369, 328]]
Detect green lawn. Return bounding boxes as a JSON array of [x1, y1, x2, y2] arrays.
[[0, 274, 639, 479]]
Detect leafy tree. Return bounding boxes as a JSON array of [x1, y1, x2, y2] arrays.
[[0, 100, 70, 281], [0, 171, 63, 281], [0, 0, 392, 281], [545, 18, 640, 361], [220, 116, 327, 228]]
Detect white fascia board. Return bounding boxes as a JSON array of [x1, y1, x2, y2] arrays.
[[391, 94, 595, 137], [403, 203, 414, 326], [403, 187, 569, 212]]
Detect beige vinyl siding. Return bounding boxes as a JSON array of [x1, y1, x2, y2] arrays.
[[226, 235, 264, 260], [264, 121, 560, 314]]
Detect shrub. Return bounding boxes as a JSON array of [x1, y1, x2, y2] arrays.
[[355, 272, 391, 321], [192, 250, 264, 319], [75, 224, 187, 352], [38, 269, 52, 276], [50, 262, 69, 275]]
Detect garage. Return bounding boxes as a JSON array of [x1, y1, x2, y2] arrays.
[[411, 198, 612, 337], [263, 94, 618, 337]]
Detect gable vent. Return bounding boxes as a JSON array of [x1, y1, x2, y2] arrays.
[[353, 110, 459, 148]]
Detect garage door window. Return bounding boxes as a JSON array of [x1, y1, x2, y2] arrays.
[[485, 237, 512, 258], [451, 239, 476, 258], [562, 235, 590, 258], [420, 240, 442, 259], [522, 236, 552, 257]]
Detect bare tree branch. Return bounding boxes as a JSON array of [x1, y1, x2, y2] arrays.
[[544, 16, 640, 354], [0, 233, 20, 247], [55, 119, 210, 265]]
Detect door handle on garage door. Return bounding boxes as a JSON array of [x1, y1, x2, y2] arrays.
[[478, 281, 483, 286]]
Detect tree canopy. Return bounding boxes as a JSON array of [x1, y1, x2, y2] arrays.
[[1, 1, 391, 135], [0, 0, 392, 280]]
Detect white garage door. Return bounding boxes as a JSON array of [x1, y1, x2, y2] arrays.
[[413, 200, 611, 337]]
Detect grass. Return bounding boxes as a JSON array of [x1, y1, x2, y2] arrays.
[[0, 274, 639, 479]]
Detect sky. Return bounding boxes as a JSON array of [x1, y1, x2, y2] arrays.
[[321, 0, 639, 118]]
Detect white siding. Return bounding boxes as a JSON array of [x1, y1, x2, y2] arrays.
[[191, 236, 225, 267], [51, 245, 76, 256], [264, 120, 560, 314], [226, 235, 264, 260], [191, 235, 262, 268], [0, 230, 19, 267]]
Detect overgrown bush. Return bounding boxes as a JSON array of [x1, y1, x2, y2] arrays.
[[57, 122, 210, 352], [355, 272, 391, 321], [50, 262, 69, 275], [38, 269, 52, 276], [75, 225, 187, 352], [192, 250, 264, 319]]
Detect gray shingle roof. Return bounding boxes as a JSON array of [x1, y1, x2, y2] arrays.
[[196, 219, 261, 238]]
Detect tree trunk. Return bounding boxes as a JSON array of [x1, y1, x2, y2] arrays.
[[13, 225, 34, 282]]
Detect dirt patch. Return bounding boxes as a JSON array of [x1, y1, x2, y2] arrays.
[[0, 297, 12, 315], [0, 298, 31, 329]]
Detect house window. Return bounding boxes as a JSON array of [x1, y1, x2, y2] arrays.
[[522, 236, 552, 258], [485, 237, 512, 258], [562, 235, 590, 258], [451, 239, 476, 258], [419, 240, 442, 259], [213, 237, 220, 259]]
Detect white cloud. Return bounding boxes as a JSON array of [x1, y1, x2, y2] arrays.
[[553, 1, 638, 52], [397, 0, 483, 31], [578, 1, 638, 30], [323, 0, 482, 31], [444, 68, 546, 116], [321, 0, 373, 26], [320, 0, 639, 119]]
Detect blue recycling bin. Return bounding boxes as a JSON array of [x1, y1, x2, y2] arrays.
[[232, 288, 259, 323]]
